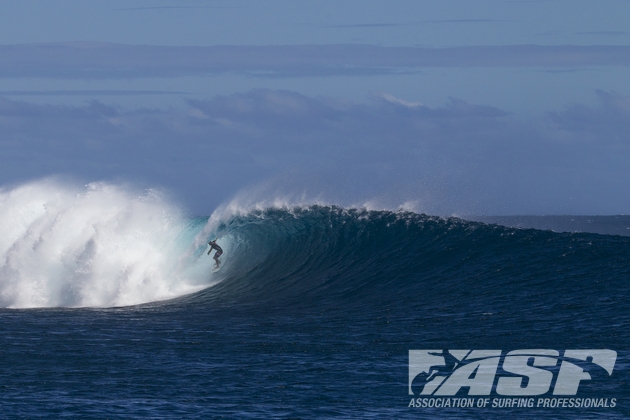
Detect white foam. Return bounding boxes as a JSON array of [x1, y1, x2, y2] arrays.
[[0, 180, 214, 308]]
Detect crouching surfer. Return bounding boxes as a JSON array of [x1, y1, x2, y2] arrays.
[[207, 239, 223, 269]]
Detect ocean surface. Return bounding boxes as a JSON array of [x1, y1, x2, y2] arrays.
[[0, 182, 628, 418]]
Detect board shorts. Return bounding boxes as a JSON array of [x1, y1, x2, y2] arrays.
[[214, 250, 223, 258]]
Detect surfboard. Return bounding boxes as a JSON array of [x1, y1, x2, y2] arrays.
[[212, 266, 221, 273]]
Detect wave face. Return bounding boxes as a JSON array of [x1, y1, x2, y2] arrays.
[[0, 181, 214, 308], [190, 205, 630, 314]]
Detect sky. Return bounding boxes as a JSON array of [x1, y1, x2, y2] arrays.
[[0, 0, 629, 215]]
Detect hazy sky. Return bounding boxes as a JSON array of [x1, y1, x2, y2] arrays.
[[0, 0, 629, 215]]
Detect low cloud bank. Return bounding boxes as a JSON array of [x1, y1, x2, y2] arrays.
[[0, 89, 628, 215]]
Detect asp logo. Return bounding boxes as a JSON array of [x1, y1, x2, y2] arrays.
[[409, 349, 617, 396]]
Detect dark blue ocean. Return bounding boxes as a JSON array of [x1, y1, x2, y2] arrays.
[[1, 203, 628, 418]]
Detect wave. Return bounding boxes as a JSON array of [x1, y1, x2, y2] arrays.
[[187, 204, 630, 311], [2, 180, 629, 309]]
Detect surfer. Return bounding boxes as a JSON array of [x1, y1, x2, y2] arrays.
[[207, 239, 223, 269]]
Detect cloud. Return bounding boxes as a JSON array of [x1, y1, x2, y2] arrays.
[[575, 31, 630, 37], [546, 90, 630, 144], [0, 90, 188, 96], [323, 23, 403, 28], [323, 19, 499, 29], [376, 92, 423, 108], [0, 90, 628, 215], [118, 6, 228, 10], [424, 19, 498, 23], [1, 43, 629, 79]]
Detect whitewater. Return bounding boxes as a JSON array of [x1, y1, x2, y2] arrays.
[[0, 180, 219, 308]]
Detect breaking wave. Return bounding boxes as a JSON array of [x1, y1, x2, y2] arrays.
[[0, 180, 214, 308], [2, 180, 629, 311]]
